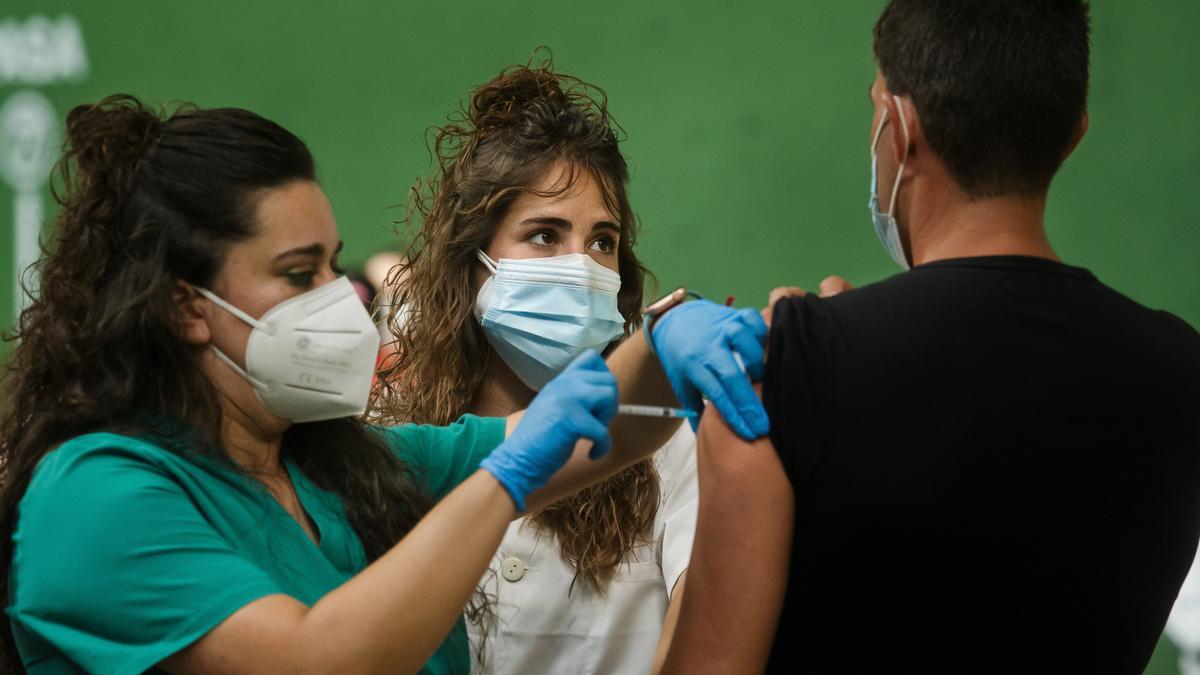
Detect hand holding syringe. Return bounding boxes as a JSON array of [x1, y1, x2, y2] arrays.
[[619, 296, 749, 422]]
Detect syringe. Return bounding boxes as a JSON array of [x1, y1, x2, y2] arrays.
[[617, 404, 698, 419]]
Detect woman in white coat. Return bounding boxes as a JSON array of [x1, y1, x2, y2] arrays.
[[378, 60, 699, 674]]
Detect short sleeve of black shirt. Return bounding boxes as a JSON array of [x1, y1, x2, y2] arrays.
[[763, 293, 838, 488]]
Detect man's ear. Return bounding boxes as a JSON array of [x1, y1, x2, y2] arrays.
[[174, 281, 211, 346], [889, 95, 923, 167], [1065, 111, 1089, 159]]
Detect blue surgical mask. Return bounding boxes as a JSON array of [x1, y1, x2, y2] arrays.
[[870, 97, 912, 270], [474, 251, 626, 390]]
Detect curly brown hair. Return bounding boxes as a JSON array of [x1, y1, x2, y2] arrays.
[[0, 96, 430, 671], [375, 57, 661, 591]]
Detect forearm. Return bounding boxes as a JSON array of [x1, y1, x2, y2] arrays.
[[608, 327, 681, 459], [524, 328, 681, 510], [302, 470, 514, 671], [608, 327, 678, 408], [652, 571, 688, 675], [165, 470, 516, 674]]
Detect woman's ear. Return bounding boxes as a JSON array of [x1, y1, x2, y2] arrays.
[[173, 281, 211, 346]]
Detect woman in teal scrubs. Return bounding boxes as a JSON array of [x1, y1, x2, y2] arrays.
[[0, 96, 768, 674]]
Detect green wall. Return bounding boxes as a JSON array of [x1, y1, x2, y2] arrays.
[[1, 1, 1198, 672]]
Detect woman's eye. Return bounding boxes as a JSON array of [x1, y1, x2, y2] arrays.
[[529, 231, 555, 246], [590, 236, 617, 254], [284, 270, 315, 287]]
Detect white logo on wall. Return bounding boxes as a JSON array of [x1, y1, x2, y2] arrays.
[[0, 14, 87, 315]]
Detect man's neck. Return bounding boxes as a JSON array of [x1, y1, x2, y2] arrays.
[[908, 190, 1058, 266]]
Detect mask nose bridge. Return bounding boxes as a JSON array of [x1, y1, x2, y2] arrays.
[[558, 230, 592, 257], [295, 279, 355, 317]]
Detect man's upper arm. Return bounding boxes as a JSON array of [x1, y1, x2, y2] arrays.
[[662, 387, 794, 674]]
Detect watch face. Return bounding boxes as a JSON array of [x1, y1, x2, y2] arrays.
[[646, 287, 688, 316]]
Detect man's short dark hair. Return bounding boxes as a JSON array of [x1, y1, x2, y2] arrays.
[[874, 0, 1091, 199]]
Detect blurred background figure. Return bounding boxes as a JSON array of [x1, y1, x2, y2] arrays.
[[347, 271, 376, 306], [363, 250, 406, 376]]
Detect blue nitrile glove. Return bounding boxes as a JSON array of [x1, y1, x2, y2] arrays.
[[480, 350, 618, 511], [650, 300, 769, 440]]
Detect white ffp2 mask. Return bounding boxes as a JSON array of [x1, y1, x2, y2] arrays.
[[197, 276, 381, 423]]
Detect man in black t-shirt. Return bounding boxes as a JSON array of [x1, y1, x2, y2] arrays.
[[662, 2, 1200, 674]]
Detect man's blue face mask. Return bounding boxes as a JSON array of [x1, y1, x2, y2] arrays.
[[870, 96, 912, 270]]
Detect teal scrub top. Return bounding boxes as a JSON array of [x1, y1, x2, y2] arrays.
[[7, 414, 505, 675]]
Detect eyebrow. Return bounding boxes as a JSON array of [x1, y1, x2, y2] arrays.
[[520, 217, 621, 235], [274, 240, 344, 261]]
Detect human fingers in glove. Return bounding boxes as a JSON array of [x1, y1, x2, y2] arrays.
[[481, 350, 618, 512], [648, 299, 770, 441]]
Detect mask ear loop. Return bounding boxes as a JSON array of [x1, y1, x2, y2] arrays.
[[887, 95, 912, 217], [193, 286, 271, 391], [473, 251, 500, 323], [476, 250, 499, 275], [195, 287, 273, 334], [208, 345, 270, 391], [871, 107, 890, 151]]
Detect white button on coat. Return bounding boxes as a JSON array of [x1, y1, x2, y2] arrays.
[[501, 556, 525, 582]]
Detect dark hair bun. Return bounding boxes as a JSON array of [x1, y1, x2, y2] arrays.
[[470, 65, 573, 133], [465, 58, 619, 156], [64, 94, 163, 180]]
